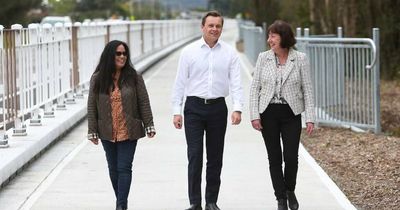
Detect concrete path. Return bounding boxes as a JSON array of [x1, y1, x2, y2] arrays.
[[0, 19, 354, 210]]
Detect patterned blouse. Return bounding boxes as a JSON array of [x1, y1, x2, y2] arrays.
[[110, 76, 129, 142], [270, 57, 288, 104]]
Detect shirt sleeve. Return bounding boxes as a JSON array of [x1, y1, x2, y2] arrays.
[[171, 49, 189, 115], [229, 51, 244, 112]]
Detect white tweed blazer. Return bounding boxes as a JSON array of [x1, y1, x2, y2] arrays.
[[249, 49, 315, 123]]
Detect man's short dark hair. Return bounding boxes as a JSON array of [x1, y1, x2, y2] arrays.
[[267, 20, 296, 49], [201, 11, 224, 26]]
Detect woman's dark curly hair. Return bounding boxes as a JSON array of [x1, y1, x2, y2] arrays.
[[268, 20, 296, 49], [93, 40, 137, 94]]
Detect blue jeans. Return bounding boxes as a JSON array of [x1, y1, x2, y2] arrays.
[[101, 139, 137, 209]]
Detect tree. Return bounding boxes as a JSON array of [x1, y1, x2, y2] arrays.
[[210, 0, 279, 26], [47, 0, 76, 16], [0, 0, 42, 27], [279, 0, 310, 28], [217, 0, 399, 79], [306, 0, 400, 79], [372, 0, 400, 79], [71, 0, 136, 21]]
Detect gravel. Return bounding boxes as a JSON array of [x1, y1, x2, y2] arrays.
[[300, 80, 400, 210]]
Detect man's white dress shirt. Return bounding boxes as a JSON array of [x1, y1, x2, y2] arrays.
[[172, 37, 243, 115]]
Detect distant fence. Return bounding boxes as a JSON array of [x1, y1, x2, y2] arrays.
[[237, 20, 267, 65], [239, 21, 380, 133], [0, 20, 199, 136]]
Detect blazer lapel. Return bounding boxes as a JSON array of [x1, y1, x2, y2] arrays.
[[281, 49, 296, 85], [265, 50, 277, 82]]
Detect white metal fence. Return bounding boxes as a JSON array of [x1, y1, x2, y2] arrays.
[[296, 27, 380, 133], [238, 20, 267, 65], [0, 19, 199, 136], [239, 21, 380, 133]]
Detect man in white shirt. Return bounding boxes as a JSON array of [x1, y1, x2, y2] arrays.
[[171, 11, 243, 210]]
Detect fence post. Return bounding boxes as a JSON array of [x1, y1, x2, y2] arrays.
[[296, 27, 302, 38], [0, 25, 9, 148], [141, 22, 144, 55], [373, 28, 381, 133], [4, 27, 17, 125], [10, 24, 27, 136], [40, 24, 55, 118], [71, 25, 79, 88], [106, 25, 110, 43], [127, 23, 131, 47], [152, 22, 155, 51], [304, 28, 310, 37], [27, 23, 42, 126], [237, 19, 243, 41], [160, 21, 163, 48], [337, 27, 343, 38], [262, 22, 267, 51], [336, 26, 345, 107]]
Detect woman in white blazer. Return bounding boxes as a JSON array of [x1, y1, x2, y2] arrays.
[[249, 20, 315, 210]]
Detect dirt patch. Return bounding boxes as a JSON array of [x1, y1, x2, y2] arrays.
[[380, 80, 400, 136], [301, 80, 400, 210]]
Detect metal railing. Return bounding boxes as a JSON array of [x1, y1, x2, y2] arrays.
[[0, 19, 200, 143], [296, 27, 380, 133], [239, 20, 380, 133], [237, 20, 267, 65]]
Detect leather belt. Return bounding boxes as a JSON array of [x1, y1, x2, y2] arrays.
[[187, 96, 225, 105]]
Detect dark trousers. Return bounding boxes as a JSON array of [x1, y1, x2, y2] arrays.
[[260, 104, 301, 200], [101, 139, 137, 209], [184, 97, 228, 205]]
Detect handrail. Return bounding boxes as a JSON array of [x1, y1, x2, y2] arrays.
[[240, 24, 263, 33], [296, 37, 377, 70]]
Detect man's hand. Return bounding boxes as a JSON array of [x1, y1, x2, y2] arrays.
[[251, 119, 263, 131], [173, 115, 183, 129], [306, 122, 314, 135], [231, 111, 242, 125]]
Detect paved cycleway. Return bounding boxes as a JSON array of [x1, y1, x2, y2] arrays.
[[0, 19, 354, 210]]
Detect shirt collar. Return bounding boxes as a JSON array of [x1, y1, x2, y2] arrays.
[[200, 36, 221, 49]]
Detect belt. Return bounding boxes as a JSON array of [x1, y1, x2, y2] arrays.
[[187, 96, 225, 105]]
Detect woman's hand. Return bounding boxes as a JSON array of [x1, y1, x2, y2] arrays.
[[251, 119, 263, 131], [147, 132, 156, 138], [306, 122, 314, 135], [89, 138, 99, 145]]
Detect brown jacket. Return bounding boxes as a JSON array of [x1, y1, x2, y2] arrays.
[[87, 72, 155, 141]]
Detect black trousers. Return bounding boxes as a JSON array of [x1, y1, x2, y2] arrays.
[[260, 104, 302, 200], [184, 97, 228, 205]]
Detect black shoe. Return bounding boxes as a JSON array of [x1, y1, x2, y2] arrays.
[[116, 206, 127, 210], [287, 191, 299, 210], [277, 199, 288, 210], [185, 204, 202, 210], [205, 203, 220, 210]]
